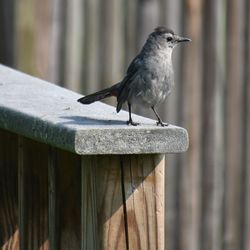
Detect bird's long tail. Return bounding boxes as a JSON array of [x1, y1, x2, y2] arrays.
[[78, 85, 119, 104]]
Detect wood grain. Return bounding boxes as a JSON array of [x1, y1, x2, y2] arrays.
[[0, 133, 166, 250], [81, 155, 126, 250], [55, 149, 81, 250], [0, 129, 19, 250], [48, 146, 58, 250], [81, 154, 165, 250], [18, 136, 49, 250], [121, 154, 165, 250]]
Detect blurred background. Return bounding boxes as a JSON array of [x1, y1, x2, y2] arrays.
[[0, 0, 249, 249]]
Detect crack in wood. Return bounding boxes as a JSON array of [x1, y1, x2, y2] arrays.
[[120, 156, 130, 250]]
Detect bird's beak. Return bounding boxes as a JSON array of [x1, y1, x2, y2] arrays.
[[175, 35, 191, 43]]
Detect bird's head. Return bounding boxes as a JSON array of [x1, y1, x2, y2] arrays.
[[149, 27, 191, 49]]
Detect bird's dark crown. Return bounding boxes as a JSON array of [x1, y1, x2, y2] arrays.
[[154, 27, 174, 35]]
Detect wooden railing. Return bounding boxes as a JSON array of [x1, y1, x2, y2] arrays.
[[0, 65, 188, 250]]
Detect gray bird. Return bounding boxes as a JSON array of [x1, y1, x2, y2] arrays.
[[78, 27, 191, 126]]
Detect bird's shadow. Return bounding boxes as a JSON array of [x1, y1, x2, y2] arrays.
[[59, 115, 127, 126]]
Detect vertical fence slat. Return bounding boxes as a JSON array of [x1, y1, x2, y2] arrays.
[[98, 0, 121, 96], [243, 0, 250, 249], [211, 1, 226, 249], [18, 136, 27, 250], [121, 154, 165, 250], [161, 1, 183, 249], [81, 155, 126, 250], [56, 150, 81, 249], [109, 0, 125, 85], [137, 0, 160, 48], [48, 146, 58, 250], [124, 0, 138, 67], [49, 0, 67, 84], [0, 0, 15, 66], [81, 156, 98, 250], [34, 0, 52, 80], [64, 0, 84, 92], [177, 0, 203, 249], [18, 136, 49, 250], [224, 0, 245, 248], [200, 0, 226, 249], [0, 130, 18, 249], [83, 0, 100, 94], [15, 0, 36, 75]]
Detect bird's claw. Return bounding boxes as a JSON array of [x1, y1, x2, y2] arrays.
[[127, 120, 140, 126], [156, 121, 169, 127]]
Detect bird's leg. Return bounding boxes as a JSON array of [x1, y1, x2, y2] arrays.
[[127, 103, 139, 126], [151, 107, 169, 126]]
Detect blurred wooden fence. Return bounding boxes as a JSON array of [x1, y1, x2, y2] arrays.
[[0, 0, 249, 249]]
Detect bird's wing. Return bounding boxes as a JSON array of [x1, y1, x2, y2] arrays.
[[116, 56, 142, 112]]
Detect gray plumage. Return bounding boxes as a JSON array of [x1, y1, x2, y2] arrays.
[[78, 27, 191, 126]]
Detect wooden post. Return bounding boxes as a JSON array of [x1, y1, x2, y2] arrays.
[[81, 154, 165, 250]]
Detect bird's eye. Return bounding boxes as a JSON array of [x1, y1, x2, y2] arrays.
[[167, 36, 173, 42]]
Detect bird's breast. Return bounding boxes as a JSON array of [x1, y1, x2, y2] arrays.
[[128, 60, 174, 108]]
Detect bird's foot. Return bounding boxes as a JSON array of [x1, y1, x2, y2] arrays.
[[127, 119, 140, 126], [156, 121, 169, 127]]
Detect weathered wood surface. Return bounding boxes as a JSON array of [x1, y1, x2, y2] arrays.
[[0, 130, 19, 250], [48, 146, 57, 250], [121, 154, 165, 250], [0, 65, 188, 155], [81, 155, 125, 250], [18, 136, 49, 249], [81, 154, 165, 250], [0, 128, 168, 250], [1, 130, 83, 250]]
